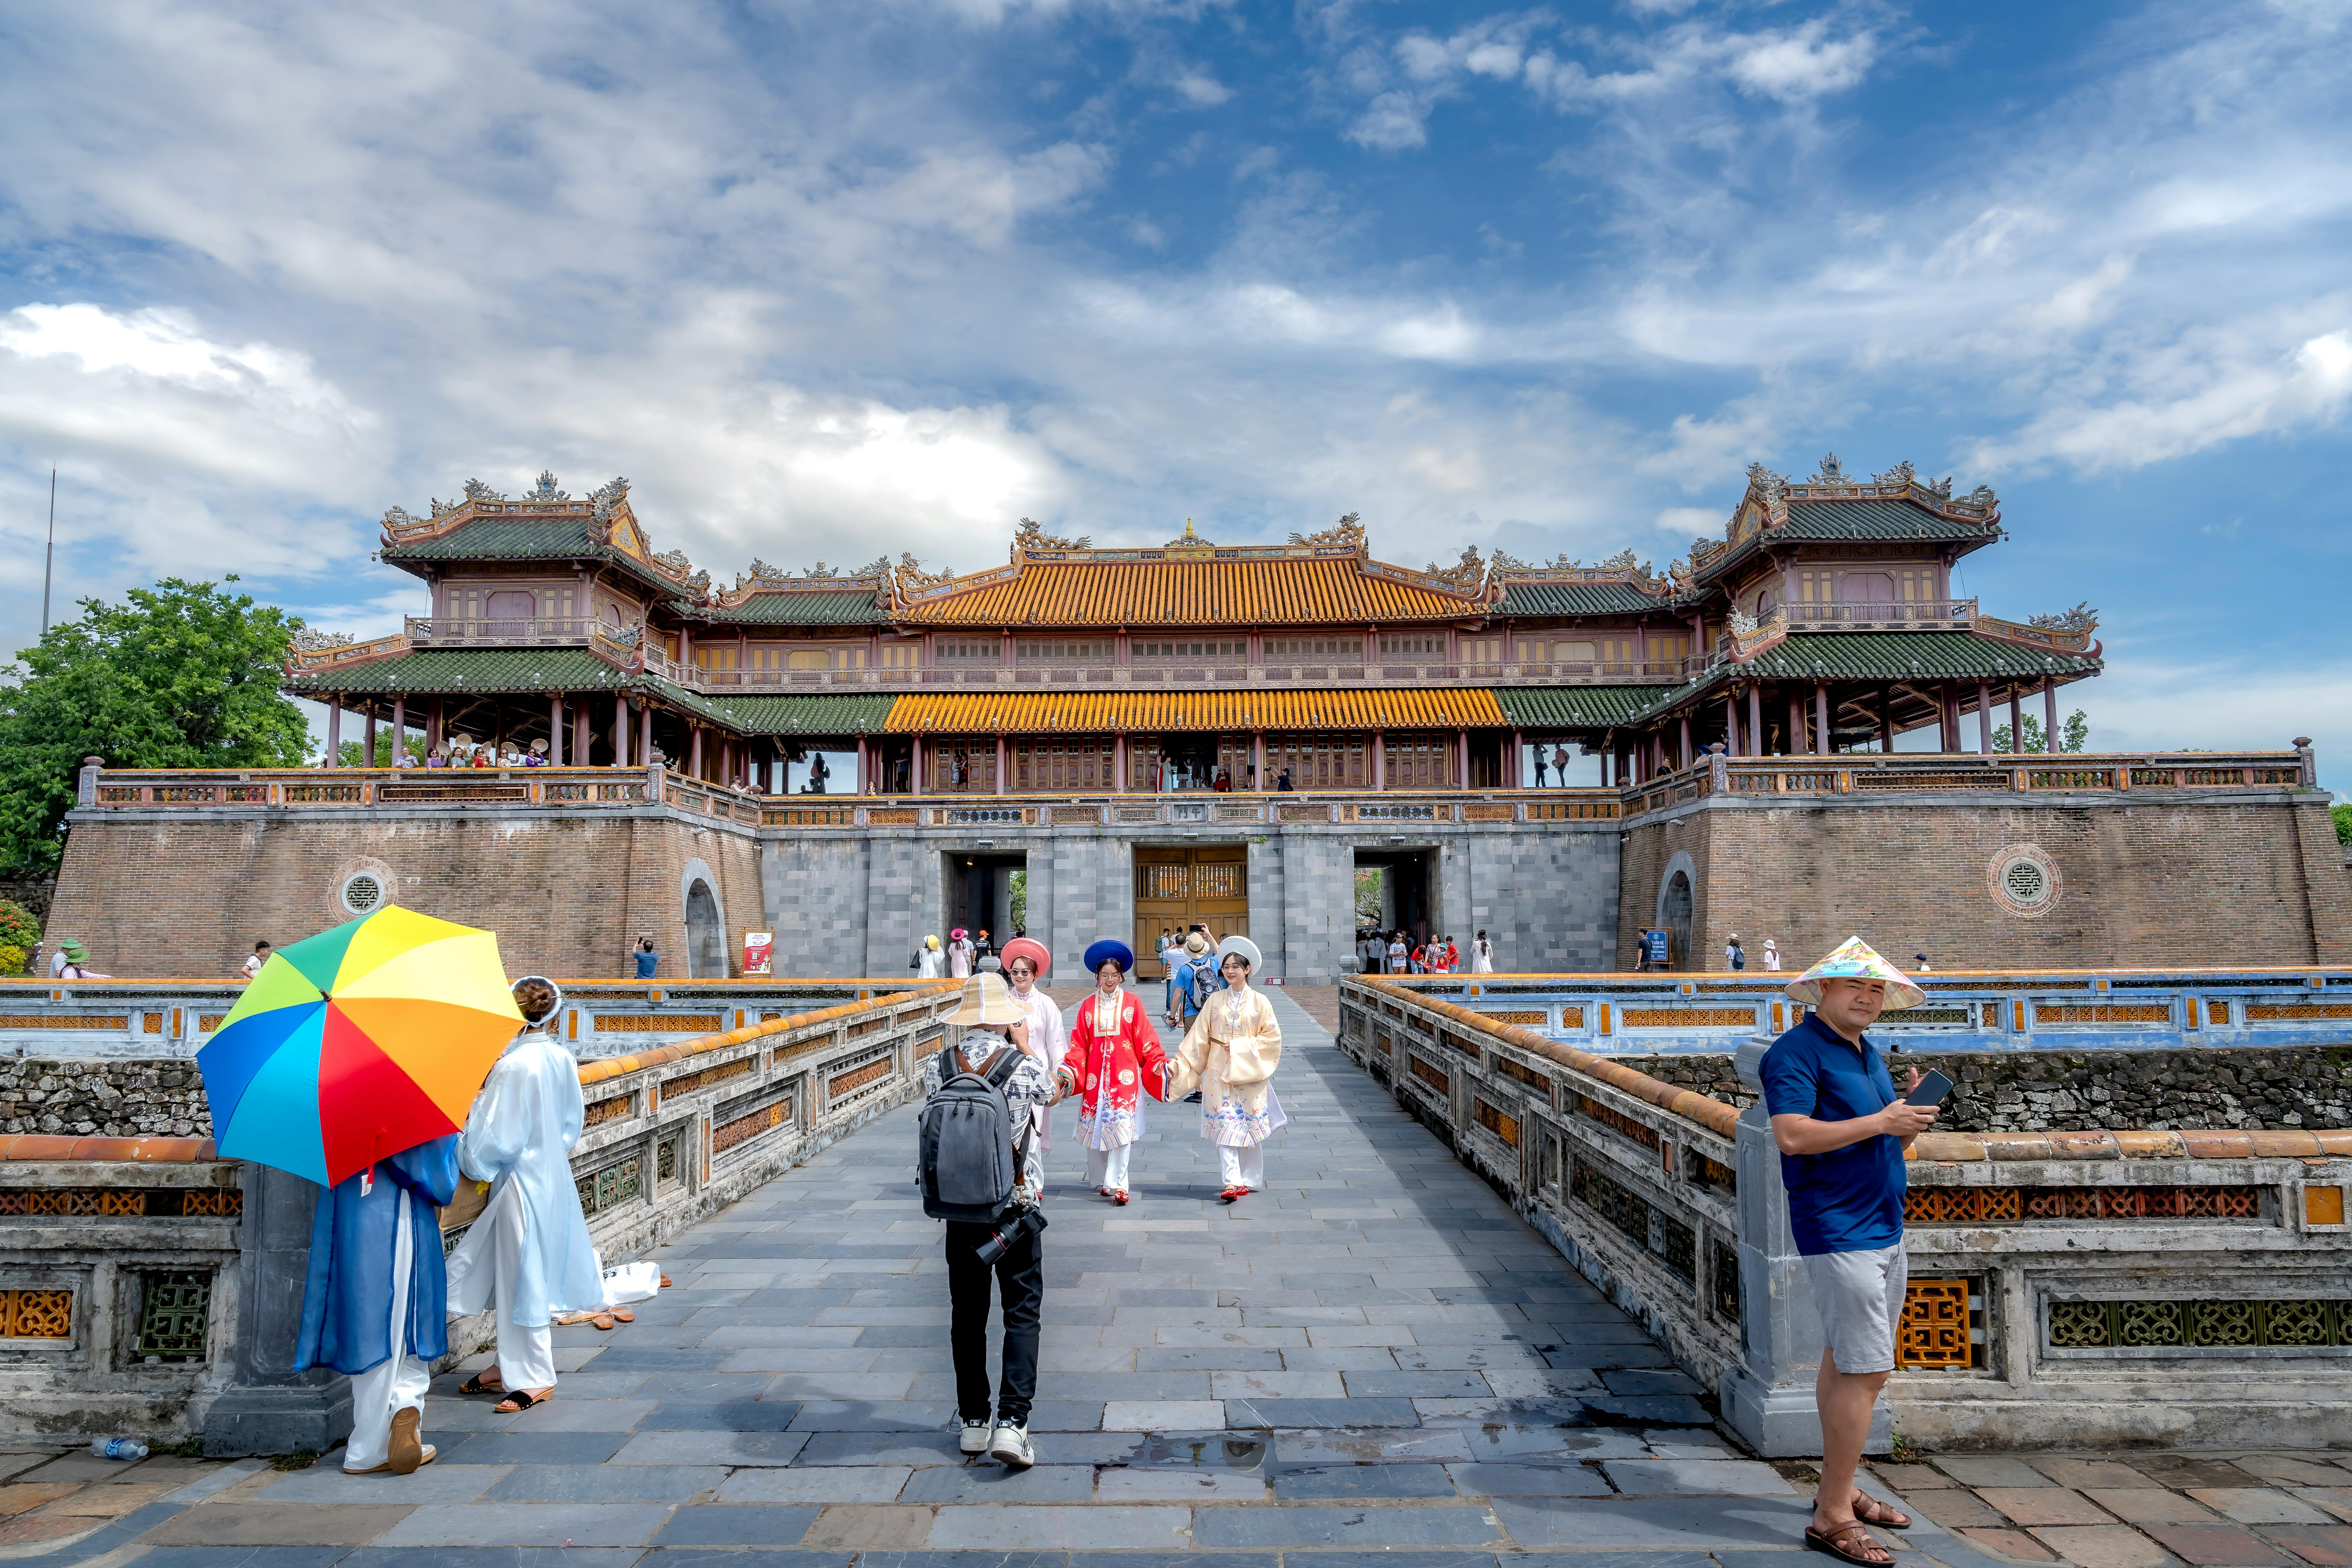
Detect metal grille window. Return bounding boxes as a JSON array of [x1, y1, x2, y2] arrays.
[[657, 1132, 682, 1185], [1710, 1238, 1741, 1324], [136, 1272, 210, 1362], [575, 1153, 642, 1217], [2049, 1297, 2352, 1351], [1569, 1159, 1694, 1288]]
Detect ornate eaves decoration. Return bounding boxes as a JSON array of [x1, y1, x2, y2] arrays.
[[1598, 547, 1651, 577], [1488, 549, 1532, 573], [850, 555, 891, 579], [292, 627, 356, 652], [587, 476, 630, 521], [894, 552, 957, 595], [1015, 518, 1092, 552], [1809, 453, 1847, 484], [1872, 460, 1915, 486], [1424, 546, 1484, 589], [1165, 518, 1215, 547], [2029, 602, 2098, 633], [462, 478, 506, 503], [527, 470, 568, 502], [1288, 512, 1365, 549], [1745, 462, 1788, 502], [382, 505, 421, 530], [1728, 607, 1759, 637]]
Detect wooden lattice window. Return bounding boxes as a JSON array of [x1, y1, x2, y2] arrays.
[[136, 1272, 211, 1362], [1, 1288, 72, 1339], [1906, 1186, 2259, 1223], [1711, 1238, 1741, 1324], [1473, 1098, 1520, 1147], [2048, 1297, 2352, 1351], [575, 1154, 641, 1218], [1407, 1056, 1449, 1095]]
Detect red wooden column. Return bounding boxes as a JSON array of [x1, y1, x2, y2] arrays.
[[689, 726, 703, 779], [1254, 731, 1267, 790], [1723, 691, 1740, 756], [1678, 715, 1692, 769], [2010, 687, 2025, 754], [1510, 728, 1524, 787], [2043, 678, 2060, 747], [548, 694, 565, 765], [1372, 731, 1386, 790], [995, 735, 1008, 796], [325, 702, 341, 768], [1746, 685, 1762, 759], [1976, 679, 1994, 753], [574, 702, 590, 765], [1786, 689, 1803, 756], [639, 701, 653, 766], [1877, 685, 1893, 753], [1814, 683, 1831, 756], [390, 696, 406, 762], [362, 703, 377, 768], [1457, 729, 1469, 789]]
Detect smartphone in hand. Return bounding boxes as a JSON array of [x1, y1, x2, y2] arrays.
[[1905, 1069, 1954, 1108]]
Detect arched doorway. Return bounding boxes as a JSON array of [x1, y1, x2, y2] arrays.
[[685, 879, 725, 978], [1662, 870, 1693, 972]]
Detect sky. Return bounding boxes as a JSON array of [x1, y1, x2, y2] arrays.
[[0, 0, 2346, 785]]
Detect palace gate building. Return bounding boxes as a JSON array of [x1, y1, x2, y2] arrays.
[[45, 460, 2350, 981]]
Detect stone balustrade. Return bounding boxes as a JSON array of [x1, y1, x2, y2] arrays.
[[0, 982, 958, 1452], [1338, 974, 2352, 1453]]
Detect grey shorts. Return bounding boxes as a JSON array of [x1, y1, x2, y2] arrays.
[[1804, 1240, 1908, 1375]]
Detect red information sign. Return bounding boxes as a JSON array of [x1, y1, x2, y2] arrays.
[[742, 931, 774, 976]]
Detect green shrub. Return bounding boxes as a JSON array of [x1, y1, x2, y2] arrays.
[[0, 899, 37, 953], [0, 945, 25, 976]]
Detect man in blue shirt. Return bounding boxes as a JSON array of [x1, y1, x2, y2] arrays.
[[1761, 937, 1941, 1567]]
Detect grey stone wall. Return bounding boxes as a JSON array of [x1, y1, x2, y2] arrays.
[[1619, 1044, 2352, 1131], [2, 1058, 209, 1137]]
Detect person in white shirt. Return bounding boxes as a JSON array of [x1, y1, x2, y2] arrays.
[[1762, 939, 1782, 972], [243, 941, 272, 980]]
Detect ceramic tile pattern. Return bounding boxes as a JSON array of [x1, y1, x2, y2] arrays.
[[11, 990, 2352, 1567]]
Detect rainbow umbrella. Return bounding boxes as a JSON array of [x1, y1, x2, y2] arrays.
[[198, 905, 524, 1187]]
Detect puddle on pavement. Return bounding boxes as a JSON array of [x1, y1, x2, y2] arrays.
[[1129, 1432, 1270, 1470]]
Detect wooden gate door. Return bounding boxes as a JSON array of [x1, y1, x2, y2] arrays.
[[1133, 846, 1250, 978]]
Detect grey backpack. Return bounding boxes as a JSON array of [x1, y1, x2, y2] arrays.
[[918, 1045, 1030, 1222]]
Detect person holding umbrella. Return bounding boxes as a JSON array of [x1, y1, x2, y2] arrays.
[[296, 1131, 460, 1473], [446, 976, 604, 1413]]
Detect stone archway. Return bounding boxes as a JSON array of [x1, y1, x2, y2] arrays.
[[681, 857, 728, 978], [1654, 849, 1699, 972]]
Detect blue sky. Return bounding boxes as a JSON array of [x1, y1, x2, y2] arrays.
[[0, 0, 2346, 782]]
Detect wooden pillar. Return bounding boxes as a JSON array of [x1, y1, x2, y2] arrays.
[[1724, 691, 1740, 757], [689, 725, 703, 779], [428, 696, 444, 751], [995, 735, 1007, 796], [1878, 684, 1894, 754], [1457, 729, 1468, 789], [1747, 684, 1762, 761], [2044, 678, 2060, 749], [1786, 689, 1803, 757], [325, 701, 341, 768], [362, 704, 377, 768], [574, 702, 590, 765], [1976, 679, 1994, 753], [1510, 728, 1524, 788], [1678, 715, 1691, 770], [1372, 731, 1386, 790], [614, 697, 629, 767], [548, 695, 565, 765], [2010, 687, 2025, 755], [390, 695, 405, 763], [639, 700, 653, 765], [1114, 734, 1126, 793], [915, 739, 926, 795], [1254, 731, 1266, 790], [1938, 685, 1956, 753], [1814, 683, 1831, 757]]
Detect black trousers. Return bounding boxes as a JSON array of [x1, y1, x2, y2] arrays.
[[945, 1216, 1042, 1425]]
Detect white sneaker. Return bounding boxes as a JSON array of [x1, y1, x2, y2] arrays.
[[988, 1421, 1034, 1469], [959, 1416, 993, 1454]]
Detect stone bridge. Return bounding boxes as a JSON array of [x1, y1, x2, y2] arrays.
[[6, 990, 2352, 1568]]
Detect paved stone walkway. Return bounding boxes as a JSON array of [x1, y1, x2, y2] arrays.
[[5, 990, 2351, 1567]]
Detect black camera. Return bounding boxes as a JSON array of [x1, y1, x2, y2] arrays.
[[974, 1205, 1047, 1265]]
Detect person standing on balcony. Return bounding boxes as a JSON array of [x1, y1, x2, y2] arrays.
[[1552, 743, 1571, 785], [1762, 938, 1939, 1567]]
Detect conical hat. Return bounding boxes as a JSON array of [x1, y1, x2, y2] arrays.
[[1785, 935, 1926, 1011]]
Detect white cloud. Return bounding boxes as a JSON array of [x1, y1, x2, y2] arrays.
[[1171, 67, 1232, 105], [1723, 19, 1879, 103]]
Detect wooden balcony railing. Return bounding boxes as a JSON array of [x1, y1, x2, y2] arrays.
[[1621, 747, 2313, 817], [405, 615, 597, 646]]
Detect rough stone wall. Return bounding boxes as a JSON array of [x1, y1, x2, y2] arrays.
[[1618, 791, 2347, 972], [46, 807, 767, 981], [763, 836, 871, 977], [1458, 826, 1619, 974], [1616, 1044, 2352, 1131], [1, 1058, 209, 1137]]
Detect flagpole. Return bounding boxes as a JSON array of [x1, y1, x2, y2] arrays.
[[41, 465, 56, 635]]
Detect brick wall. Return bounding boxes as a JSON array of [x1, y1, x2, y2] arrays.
[[46, 807, 765, 981], [1618, 792, 2350, 971]]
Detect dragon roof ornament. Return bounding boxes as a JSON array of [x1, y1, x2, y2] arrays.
[[1014, 518, 1092, 553], [1287, 512, 1366, 549]]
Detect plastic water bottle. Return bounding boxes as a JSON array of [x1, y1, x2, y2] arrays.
[[89, 1438, 147, 1461]]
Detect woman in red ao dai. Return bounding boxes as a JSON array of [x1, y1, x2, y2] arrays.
[[1055, 939, 1169, 1205]]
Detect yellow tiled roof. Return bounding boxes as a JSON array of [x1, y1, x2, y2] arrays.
[[894, 557, 1483, 627], [883, 689, 1506, 734]]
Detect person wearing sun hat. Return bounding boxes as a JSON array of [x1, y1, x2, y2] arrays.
[[1761, 937, 1939, 1566], [1171, 935, 1284, 1202], [1059, 939, 1170, 1205], [1000, 937, 1069, 1190]]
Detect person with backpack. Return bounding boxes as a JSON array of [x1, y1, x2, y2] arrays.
[[1061, 940, 1171, 1206], [917, 972, 1060, 1469]]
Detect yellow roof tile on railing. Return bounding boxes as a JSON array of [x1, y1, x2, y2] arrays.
[[882, 689, 1507, 735]]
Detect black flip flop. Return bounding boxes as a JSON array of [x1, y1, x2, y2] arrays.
[[457, 1372, 503, 1396]]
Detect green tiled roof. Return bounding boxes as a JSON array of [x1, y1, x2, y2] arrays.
[[287, 648, 629, 695], [667, 693, 897, 735], [380, 517, 609, 560], [1494, 686, 1681, 728], [1495, 581, 1668, 617], [1779, 500, 1998, 541], [1629, 631, 2099, 723], [688, 591, 886, 626]]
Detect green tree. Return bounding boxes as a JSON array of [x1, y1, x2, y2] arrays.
[[2335, 802, 2351, 846], [337, 731, 428, 768], [1991, 708, 2091, 754], [0, 578, 312, 868]]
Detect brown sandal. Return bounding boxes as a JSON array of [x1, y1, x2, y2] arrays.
[[458, 1371, 504, 1396], [1806, 1521, 1892, 1566], [494, 1387, 554, 1413], [1852, 1493, 1911, 1530], [609, 1308, 634, 1324]]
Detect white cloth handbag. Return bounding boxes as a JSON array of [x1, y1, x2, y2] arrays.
[[600, 1259, 662, 1307]]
